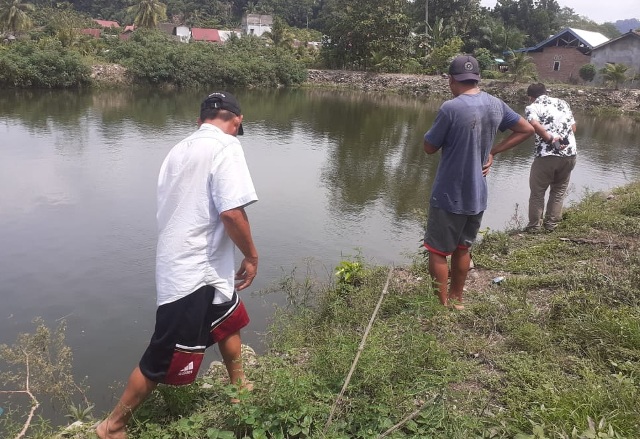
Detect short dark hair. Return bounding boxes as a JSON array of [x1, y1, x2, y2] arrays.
[[199, 107, 236, 123], [527, 83, 546, 99]]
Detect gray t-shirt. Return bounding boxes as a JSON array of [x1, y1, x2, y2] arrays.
[[424, 91, 520, 215]]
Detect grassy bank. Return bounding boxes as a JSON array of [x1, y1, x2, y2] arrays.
[[3, 183, 640, 439]]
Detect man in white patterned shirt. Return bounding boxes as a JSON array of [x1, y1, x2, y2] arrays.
[[524, 83, 577, 231]]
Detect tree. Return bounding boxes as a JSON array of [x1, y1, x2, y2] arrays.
[[493, 0, 561, 46], [506, 50, 537, 82], [262, 16, 294, 49], [128, 0, 167, 29], [320, 0, 412, 71], [0, 0, 35, 33], [600, 63, 629, 89], [578, 63, 596, 82]]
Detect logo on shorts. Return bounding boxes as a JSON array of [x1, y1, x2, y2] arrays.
[[178, 361, 194, 376]]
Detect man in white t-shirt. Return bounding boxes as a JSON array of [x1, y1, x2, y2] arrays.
[[97, 91, 258, 439]]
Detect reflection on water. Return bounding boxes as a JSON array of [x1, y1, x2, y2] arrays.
[[1, 87, 639, 415]]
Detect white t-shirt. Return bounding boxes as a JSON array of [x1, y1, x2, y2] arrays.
[[155, 123, 257, 306]]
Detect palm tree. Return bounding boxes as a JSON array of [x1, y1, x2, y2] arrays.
[[506, 50, 537, 83], [262, 17, 294, 50], [600, 63, 630, 90], [0, 0, 35, 34], [128, 0, 167, 29]]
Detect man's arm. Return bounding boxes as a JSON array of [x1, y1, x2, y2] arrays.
[[483, 117, 534, 176], [423, 140, 440, 155], [220, 207, 258, 291], [528, 118, 559, 144], [490, 117, 534, 156]]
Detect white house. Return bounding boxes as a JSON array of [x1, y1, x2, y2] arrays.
[[175, 25, 191, 43], [241, 14, 273, 37]]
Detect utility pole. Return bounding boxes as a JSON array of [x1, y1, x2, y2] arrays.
[[425, 0, 429, 56]]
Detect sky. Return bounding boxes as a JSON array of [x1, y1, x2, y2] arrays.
[[479, 0, 639, 24]]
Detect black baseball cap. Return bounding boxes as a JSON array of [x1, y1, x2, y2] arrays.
[[201, 91, 244, 135], [449, 55, 481, 82]]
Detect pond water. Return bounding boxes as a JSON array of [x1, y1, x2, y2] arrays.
[[1, 86, 639, 415]]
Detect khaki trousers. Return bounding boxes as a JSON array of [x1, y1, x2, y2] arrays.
[[527, 155, 577, 230]]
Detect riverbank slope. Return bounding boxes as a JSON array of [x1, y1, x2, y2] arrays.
[[305, 69, 640, 115], [48, 181, 640, 439], [90, 63, 640, 115]]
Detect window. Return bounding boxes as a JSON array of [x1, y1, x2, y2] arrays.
[[553, 61, 560, 71]]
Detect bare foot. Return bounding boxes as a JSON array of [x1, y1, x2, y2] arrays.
[[447, 297, 465, 310], [231, 379, 254, 404], [96, 418, 127, 439]]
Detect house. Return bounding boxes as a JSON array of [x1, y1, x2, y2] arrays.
[[175, 26, 191, 43], [93, 19, 120, 29], [218, 30, 241, 43], [119, 25, 135, 41], [191, 28, 221, 43], [155, 23, 190, 43], [80, 28, 101, 39], [241, 14, 272, 37], [510, 28, 609, 82], [591, 31, 640, 85], [157, 23, 175, 36]]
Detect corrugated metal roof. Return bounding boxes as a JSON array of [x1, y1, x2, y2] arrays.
[[592, 29, 640, 50], [568, 28, 610, 47], [508, 27, 609, 54]]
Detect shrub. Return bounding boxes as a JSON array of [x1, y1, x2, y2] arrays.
[[473, 47, 494, 71], [579, 63, 596, 82], [0, 40, 90, 88], [103, 30, 307, 88]]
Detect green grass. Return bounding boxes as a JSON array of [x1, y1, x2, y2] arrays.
[[6, 183, 640, 439]]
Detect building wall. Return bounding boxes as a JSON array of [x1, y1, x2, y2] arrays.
[[530, 47, 591, 82], [591, 36, 640, 84]]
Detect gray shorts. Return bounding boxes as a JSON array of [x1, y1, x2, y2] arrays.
[[424, 206, 484, 256]]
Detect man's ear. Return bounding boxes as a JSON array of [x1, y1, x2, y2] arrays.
[[196, 117, 203, 126]]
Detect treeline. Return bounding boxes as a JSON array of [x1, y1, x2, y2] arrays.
[[0, 0, 628, 88]]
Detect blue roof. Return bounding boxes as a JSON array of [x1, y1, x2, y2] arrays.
[[505, 28, 609, 55]]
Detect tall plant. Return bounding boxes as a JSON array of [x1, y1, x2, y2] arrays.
[[506, 50, 537, 83], [600, 62, 630, 89], [0, 0, 34, 33], [128, 0, 167, 29]]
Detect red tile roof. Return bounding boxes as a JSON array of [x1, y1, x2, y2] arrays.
[[191, 28, 221, 42], [80, 28, 101, 38], [94, 19, 120, 28]]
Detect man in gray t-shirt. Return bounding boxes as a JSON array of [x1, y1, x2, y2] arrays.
[[423, 55, 533, 309]]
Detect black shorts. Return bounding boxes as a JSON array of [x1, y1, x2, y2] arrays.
[[424, 206, 483, 256], [139, 286, 250, 385]]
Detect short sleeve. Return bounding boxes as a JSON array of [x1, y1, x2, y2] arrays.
[[209, 140, 258, 213], [499, 101, 521, 132], [525, 103, 539, 123], [424, 107, 451, 149]]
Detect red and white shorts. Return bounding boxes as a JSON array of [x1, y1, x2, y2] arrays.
[[139, 286, 249, 385]]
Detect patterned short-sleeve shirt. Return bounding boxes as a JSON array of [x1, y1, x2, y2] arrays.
[[525, 95, 577, 158]]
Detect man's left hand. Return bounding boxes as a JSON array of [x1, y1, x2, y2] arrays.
[[235, 256, 258, 291]]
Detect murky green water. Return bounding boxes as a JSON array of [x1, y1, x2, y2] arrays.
[[1, 87, 638, 414]]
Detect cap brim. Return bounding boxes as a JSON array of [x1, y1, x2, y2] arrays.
[[451, 73, 480, 82]]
